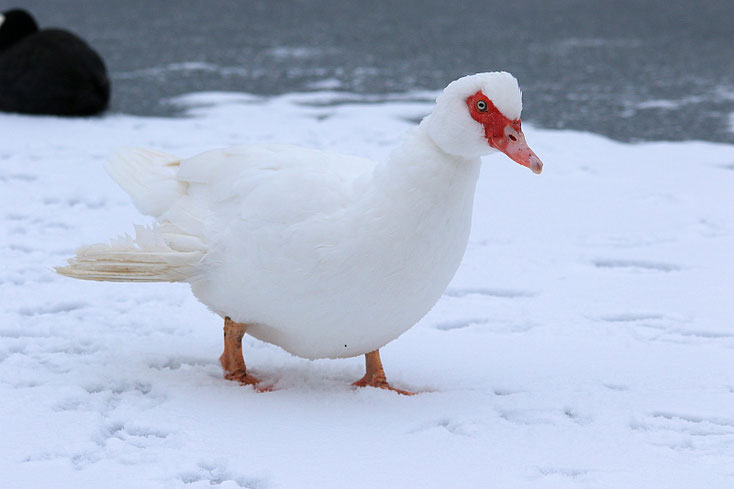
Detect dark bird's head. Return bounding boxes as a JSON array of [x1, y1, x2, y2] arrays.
[[0, 9, 40, 51]]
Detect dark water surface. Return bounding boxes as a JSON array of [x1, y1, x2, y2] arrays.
[[14, 0, 734, 143]]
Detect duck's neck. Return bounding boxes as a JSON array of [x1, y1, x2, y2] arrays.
[[372, 124, 481, 201], [354, 123, 481, 313]]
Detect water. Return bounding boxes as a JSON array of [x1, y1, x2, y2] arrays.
[[16, 0, 734, 143]]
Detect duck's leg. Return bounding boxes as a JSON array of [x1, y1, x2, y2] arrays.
[[220, 316, 263, 388], [352, 349, 414, 395]]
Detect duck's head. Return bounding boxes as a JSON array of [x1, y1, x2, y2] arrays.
[[0, 9, 39, 51], [425, 72, 543, 174]]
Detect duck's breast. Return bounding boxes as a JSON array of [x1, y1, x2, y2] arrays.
[[187, 143, 480, 359]]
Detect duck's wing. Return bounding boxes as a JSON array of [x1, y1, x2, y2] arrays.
[[175, 144, 375, 226], [107, 144, 375, 230], [57, 144, 375, 283]]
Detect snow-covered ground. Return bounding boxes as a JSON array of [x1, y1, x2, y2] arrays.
[[1, 91, 733, 489]]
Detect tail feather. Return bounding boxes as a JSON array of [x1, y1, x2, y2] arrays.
[[56, 225, 204, 283], [105, 148, 184, 217], [58, 148, 207, 284]]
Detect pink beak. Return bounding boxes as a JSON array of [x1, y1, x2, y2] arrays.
[[490, 124, 543, 174]]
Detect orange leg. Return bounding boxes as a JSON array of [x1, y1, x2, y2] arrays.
[[219, 317, 264, 388], [352, 350, 414, 395]]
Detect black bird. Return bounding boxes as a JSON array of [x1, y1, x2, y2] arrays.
[[0, 9, 110, 116]]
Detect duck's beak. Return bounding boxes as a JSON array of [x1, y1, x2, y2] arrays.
[[490, 123, 543, 174]]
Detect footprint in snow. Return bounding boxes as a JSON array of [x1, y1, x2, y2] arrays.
[[599, 312, 667, 322], [597, 312, 734, 344], [17, 301, 88, 316], [84, 380, 153, 396], [630, 412, 734, 453], [434, 317, 537, 334], [407, 418, 477, 437], [535, 466, 591, 480], [444, 287, 536, 298], [434, 317, 489, 331], [591, 258, 681, 272], [148, 356, 216, 371], [4, 212, 29, 220], [499, 409, 560, 426], [88, 421, 172, 450], [0, 172, 38, 182], [500, 408, 591, 426], [178, 461, 268, 488], [493, 387, 522, 396], [73, 381, 165, 414]]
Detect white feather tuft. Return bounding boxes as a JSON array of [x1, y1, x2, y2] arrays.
[[56, 224, 204, 282], [105, 148, 185, 217]]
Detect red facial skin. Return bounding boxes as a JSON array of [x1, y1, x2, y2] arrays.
[[466, 91, 543, 174]]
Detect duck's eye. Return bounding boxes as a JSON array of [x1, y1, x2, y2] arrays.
[[476, 100, 488, 112]]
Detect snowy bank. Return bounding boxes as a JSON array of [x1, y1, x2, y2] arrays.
[[1, 92, 733, 488]]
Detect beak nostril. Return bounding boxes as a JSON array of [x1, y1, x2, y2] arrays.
[[508, 134, 517, 142]]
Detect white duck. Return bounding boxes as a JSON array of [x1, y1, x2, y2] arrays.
[[58, 72, 542, 394]]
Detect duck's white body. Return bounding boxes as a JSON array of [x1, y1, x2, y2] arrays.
[[189, 131, 479, 358], [59, 72, 542, 362]]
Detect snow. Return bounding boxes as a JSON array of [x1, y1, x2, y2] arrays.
[[1, 91, 733, 489]]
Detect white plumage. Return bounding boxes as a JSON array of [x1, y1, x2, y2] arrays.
[[58, 71, 542, 364]]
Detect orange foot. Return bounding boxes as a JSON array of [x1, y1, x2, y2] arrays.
[[352, 350, 415, 395], [352, 373, 415, 396], [222, 366, 271, 392], [220, 317, 270, 392]]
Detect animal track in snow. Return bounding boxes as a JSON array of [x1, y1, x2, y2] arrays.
[[444, 287, 536, 298], [581, 234, 676, 249], [631, 412, 734, 453], [669, 329, 734, 340], [434, 317, 537, 334], [7, 242, 36, 253], [23, 421, 175, 470], [85, 381, 153, 396], [434, 317, 489, 331], [535, 466, 590, 480], [499, 409, 583, 426], [596, 312, 733, 344], [17, 301, 88, 316], [599, 312, 666, 323], [591, 258, 681, 272], [696, 218, 731, 238], [563, 407, 593, 425], [64, 196, 108, 209], [69, 452, 103, 469], [148, 356, 216, 370], [647, 412, 734, 434], [493, 387, 522, 396], [4, 212, 29, 221], [67, 422, 174, 469], [408, 418, 478, 437], [0, 171, 38, 182], [93, 421, 171, 447], [73, 381, 165, 414], [178, 461, 268, 488]]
